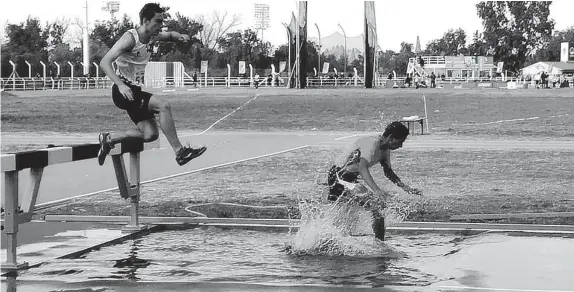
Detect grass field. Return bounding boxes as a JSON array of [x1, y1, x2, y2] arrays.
[[2, 88, 573, 138], [2, 87, 574, 224], [42, 146, 574, 224]]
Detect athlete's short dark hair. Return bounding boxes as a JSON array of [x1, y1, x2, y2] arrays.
[[382, 121, 409, 140], [139, 3, 164, 24]]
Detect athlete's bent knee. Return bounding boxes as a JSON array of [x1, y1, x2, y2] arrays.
[[158, 101, 171, 112], [142, 132, 159, 142]]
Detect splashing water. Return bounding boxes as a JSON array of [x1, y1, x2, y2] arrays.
[[287, 186, 426, 258]]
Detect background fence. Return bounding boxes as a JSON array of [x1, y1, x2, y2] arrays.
[[2, 75, 572, 91]]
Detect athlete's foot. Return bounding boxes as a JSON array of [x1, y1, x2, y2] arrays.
[[175, 146, 207, 166], [97, 132, 113, 166]]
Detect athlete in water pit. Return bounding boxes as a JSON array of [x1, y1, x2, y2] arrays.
[[97, 2, 206, 166], [327, 121, 423, 241]]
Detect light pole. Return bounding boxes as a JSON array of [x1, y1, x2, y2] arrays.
[[315, 23, 321, 77], [83, 1, 90, 75], [282, 22, 291, 77], [338, 23, 347, 75]]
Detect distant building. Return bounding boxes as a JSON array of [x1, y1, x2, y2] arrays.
[[520, 61, 574, 78], [408, 55, 497, 78]]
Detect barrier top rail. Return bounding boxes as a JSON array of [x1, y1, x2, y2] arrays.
[[1, 140, 158, 172], [1, 138, 159, 272]]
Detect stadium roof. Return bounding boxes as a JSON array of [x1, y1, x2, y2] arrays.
[[539, 62, 574, 71], [521, 61, 574, 72]]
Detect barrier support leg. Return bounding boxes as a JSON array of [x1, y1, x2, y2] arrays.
[[111, 153, 146, 233], [122, 152, 145, 233], [1, 171, 29, 272], [21, 167, 44, 215], [112, 155, 130, 199]]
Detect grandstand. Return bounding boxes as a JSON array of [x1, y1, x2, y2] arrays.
[[408, 55, 498, 79]]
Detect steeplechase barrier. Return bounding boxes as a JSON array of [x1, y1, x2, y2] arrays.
[[1, 139, 159, 272]]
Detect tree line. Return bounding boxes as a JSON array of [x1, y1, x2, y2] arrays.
[[2, 1, 573, 78]]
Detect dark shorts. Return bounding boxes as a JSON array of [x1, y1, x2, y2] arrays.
[[112, 81, 155, 124], [327, 165, 359, 201]]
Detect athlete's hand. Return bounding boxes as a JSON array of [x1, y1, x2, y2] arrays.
[[178, 34, 190, 43], [403, 185, 423, 196], [118, 84, 134, 101], [373, 189, 392, 201]]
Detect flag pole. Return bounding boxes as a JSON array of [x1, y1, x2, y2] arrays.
[[295, 2, 300, 89]]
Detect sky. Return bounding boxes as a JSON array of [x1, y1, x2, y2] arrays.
[[1, 0, 573, 51]]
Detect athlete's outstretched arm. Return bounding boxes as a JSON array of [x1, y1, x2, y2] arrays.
[[380, 153, 423, 196], [154, 31, 190, 43]]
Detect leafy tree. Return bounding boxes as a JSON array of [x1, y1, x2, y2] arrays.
[[425, 28, 467, 56], [88, 40, 110, 76], [467, 30, 490, 56], [46, 18, 70, 48], [216, 29, 272, 72], [1, 17, 49, 77], [388, 42, 416, 75], [377, 50, 398, 75], [322, 53, 342, 74], [476, 1, 555, 73], [529, 26, 574, 64], [90, 14, 136, 49], [48, 43, 82, 77], [350, 54, 364, 75], [153, 12, 203, 68]]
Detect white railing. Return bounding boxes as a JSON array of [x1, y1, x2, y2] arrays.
[[2, 75, 571, 91], [0, 77, 115, 91], [409, 56, 446, 65]]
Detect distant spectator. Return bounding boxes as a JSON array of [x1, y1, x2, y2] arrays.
[[534, 73, 541, 89], [430, 72, 436, 88], [254, 73, 260, 89], [560, 78, 570, 88], [192, 71, 198, 87]]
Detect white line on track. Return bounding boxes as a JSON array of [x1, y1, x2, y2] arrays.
[[460, 116, 540, 126], [334, 133, 365, 140], [439, 285, 574, 292], [36, 145, 309, 209]]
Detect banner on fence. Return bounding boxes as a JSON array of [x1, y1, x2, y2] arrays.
[[279, 61, 287, 72], [322, 62, 330, 74], [496, 62, 504, 73], [200, 61, 209, 73], [239, 61, 246, 74]]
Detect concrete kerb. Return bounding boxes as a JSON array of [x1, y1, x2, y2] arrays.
[[43, 215, 574, 237], [3, 217, 573, 277], [1, 279, 402, 292]]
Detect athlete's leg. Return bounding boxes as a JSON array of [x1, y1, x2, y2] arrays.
[[136, 119, 160, 142], [371, 209, 385, 241], [147, 95, 183, 153], [108, 128, 144, 145], [147, 95, 206, 166]]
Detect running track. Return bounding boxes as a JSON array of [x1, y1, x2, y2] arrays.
[[2, 131, 574, 206]]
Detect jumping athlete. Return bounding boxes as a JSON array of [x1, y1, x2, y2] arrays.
[[97, 3, 206, 166]]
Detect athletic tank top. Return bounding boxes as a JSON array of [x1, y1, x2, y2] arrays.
[[114, 29, 151, 86]]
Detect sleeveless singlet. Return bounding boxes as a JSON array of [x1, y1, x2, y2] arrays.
[[114, 29, 151, 86]]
